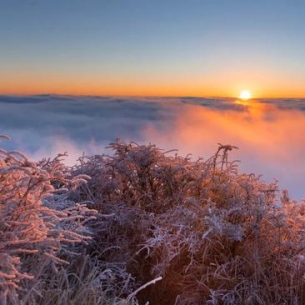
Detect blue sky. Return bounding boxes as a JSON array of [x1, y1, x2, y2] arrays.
[[1, 0, 305, 97]]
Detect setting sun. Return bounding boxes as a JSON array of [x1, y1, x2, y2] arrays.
[[239, 90, 252, 100]]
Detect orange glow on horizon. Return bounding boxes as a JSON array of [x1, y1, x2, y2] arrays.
[[0, 71, 305, 98], [1, 85, 305, 98]]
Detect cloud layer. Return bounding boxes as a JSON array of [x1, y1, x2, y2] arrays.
[[1, 95, 305, 200]]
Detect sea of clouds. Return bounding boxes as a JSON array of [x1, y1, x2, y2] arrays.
[[1, 95, 305, 201]]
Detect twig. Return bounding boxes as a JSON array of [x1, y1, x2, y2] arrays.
[[125, 276, 162, 303]]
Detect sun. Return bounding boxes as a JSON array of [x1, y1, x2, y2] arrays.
[[239, 90, 252, 100]]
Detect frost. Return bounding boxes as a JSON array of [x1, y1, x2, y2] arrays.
[[1, 137, 305, 304], [0, 141, 96, 304]]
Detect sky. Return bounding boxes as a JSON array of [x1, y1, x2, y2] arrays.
[[1, 0, 305, 97]]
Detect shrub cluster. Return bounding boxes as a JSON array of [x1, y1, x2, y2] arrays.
[[1, 136, 305, 304], [0, 135, 97, 304]]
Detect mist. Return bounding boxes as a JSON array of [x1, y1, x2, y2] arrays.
[[1, 95, 304, 200]]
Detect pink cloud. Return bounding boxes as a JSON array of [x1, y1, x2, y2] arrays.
[[143, 100, 305, 200]]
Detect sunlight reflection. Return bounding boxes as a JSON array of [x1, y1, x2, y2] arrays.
[[236, 98, 268, 116], [235, 99, 251, 107]]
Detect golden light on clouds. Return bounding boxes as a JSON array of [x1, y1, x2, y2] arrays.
[[142, 101, 305, 201]]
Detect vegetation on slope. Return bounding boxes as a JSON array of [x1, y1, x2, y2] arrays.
[[1, 136, 305, 304]]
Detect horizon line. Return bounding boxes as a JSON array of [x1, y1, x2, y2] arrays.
[[1, 92, 305, 100]]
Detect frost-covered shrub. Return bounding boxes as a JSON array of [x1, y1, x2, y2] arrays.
[[0, 136, 96, 304], [73, 140, 305, 305], [2, 135, 305, 305]]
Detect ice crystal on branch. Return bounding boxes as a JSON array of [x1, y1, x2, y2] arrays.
[[2, 136, 305, 305], [74, 140, 305, 304], [0, 136, 96, 304]]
